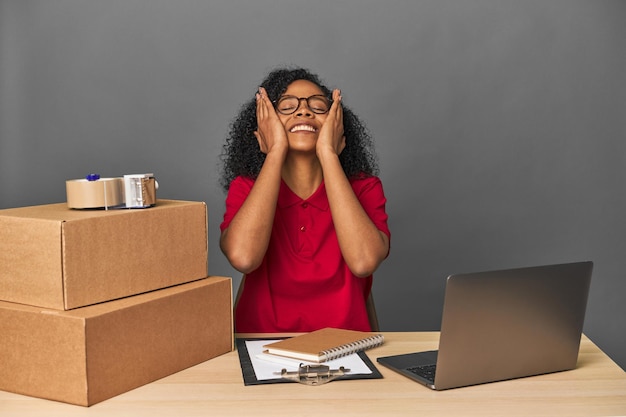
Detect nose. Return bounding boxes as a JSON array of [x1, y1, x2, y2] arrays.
[[295, 98, 313, 116]]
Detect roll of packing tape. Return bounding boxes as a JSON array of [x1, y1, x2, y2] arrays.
[[66, 173, 158, 209], [66, 177, 125, 209]]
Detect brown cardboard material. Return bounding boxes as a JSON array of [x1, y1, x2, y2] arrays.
[[0, 276, 233, 406], [0, 199, 208, 310]]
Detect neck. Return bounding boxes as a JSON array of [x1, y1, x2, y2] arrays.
[[281, 154, 323, 199]]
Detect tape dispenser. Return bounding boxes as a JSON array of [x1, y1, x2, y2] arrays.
[[66, 173, 158, 209]]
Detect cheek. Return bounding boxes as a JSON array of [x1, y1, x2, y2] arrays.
[[278, 115, 290, 128]]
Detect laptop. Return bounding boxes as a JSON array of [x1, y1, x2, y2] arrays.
[[377, 261, 593, 390]]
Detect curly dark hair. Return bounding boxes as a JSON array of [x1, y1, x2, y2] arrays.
[[219, 67, 379, 191]]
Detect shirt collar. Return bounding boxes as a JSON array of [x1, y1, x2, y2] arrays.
[[278, 180, 329, 210]]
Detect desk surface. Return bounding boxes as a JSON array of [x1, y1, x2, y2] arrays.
[[1, 332, 625, 417]]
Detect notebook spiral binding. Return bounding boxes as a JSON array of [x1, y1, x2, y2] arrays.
[[320, 334, 385, 362]]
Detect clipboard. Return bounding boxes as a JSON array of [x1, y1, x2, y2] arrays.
[[236, 337, 384, 386]]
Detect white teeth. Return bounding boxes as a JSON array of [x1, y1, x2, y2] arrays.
[[290, 124, 316, 133]]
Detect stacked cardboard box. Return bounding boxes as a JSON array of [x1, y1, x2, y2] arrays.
[[0, 199, 233, 406]]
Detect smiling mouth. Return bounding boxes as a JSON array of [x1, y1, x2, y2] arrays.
[[290, 124, 317, 133]]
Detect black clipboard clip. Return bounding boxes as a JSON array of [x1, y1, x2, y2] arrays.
[[277, 363, 349, 386]]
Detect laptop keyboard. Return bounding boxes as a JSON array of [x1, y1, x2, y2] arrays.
[[406, 364, 437, 382]]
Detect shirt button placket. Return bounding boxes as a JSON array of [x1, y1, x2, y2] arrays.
[[299, 202, 308, 233]]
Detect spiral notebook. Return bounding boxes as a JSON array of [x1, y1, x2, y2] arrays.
[[262, 327, 385, 363]]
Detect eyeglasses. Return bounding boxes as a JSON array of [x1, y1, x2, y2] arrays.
[[273, 95, 332, 115]]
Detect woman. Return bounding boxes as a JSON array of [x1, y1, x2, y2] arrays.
[[220, 67, 390, 332]]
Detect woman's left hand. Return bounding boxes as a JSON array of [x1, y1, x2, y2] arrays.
[[316, 89, 346, 157]]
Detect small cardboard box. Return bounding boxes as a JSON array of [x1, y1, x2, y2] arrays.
[[0, 199, 208, 310], [0, 276, 233, 406]]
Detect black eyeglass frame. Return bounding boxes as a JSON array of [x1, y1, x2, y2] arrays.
[[272, 94, 333, 115]]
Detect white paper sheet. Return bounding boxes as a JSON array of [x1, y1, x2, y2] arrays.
[[245, 339, 374, 381]]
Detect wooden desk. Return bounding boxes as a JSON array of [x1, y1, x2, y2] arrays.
[[1, 333, 625, 416]]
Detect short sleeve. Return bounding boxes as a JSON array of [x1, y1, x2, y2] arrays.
[[220, 176, 255, 232], [351, 176, 391, 240]]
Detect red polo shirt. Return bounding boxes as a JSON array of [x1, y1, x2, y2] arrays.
[[221, 175, 390, 332]]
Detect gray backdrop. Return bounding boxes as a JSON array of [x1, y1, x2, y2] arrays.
[[1, 0, 624, 370]]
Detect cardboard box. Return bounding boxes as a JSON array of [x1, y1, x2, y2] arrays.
[[0, 199, 208, 310], [0, 276, 233, 406]]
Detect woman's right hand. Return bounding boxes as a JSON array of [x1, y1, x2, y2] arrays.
[[254, 87, 288, 155]]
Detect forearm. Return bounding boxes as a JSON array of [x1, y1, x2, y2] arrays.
[[319, 152, 390, 277], [220, 149, 286, 273]]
